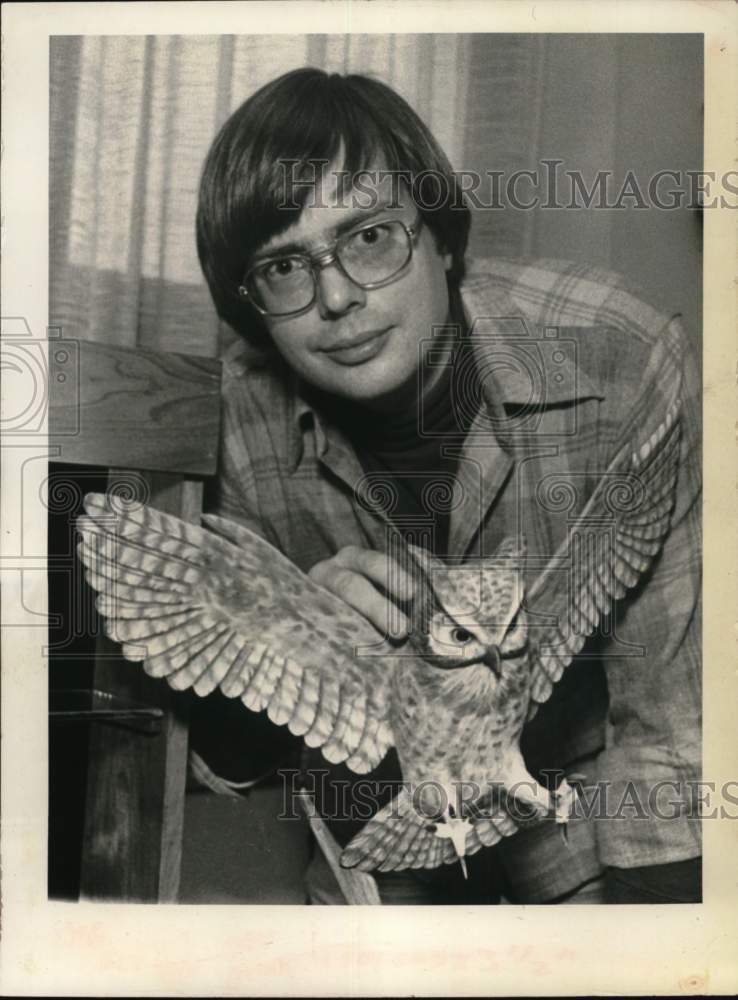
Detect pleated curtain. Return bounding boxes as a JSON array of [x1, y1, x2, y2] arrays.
[[49, 34, 546, 358], [49, 34, 702, 359]]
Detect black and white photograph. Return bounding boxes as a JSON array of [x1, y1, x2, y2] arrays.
[[2, 1, 737, 996]]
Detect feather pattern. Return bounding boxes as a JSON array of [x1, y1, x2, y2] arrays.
[[526, 400, 681, 707], [77, 388, 681, 880], [340, 787, 514, 873], [77, 493, 396, 772]]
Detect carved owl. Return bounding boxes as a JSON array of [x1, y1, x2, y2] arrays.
[[76, 397, 680, 876]]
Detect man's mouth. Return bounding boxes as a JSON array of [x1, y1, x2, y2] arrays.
[[322, 327, 392, 365]]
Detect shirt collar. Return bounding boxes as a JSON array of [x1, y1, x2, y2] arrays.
[[460, 276, 605, 408], [284, 266, 605, 472]]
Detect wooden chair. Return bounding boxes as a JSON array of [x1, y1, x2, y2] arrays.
[[49, 337, 221, 901]]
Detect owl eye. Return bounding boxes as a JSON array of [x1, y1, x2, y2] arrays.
[[451, 627, 473, 645], [428, 616, 482, 656]]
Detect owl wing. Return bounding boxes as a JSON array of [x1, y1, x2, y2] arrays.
[[340, 787, 519, 872], [76, 492, 399, 773], [525, 392, 682, 708]]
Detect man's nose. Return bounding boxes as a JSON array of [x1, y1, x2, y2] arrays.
[[315, 263, 366, 318]]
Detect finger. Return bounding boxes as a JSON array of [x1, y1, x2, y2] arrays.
[[341, 571, 411, 638], [317, 565, 411, 638], [333, 546, 417, 602]]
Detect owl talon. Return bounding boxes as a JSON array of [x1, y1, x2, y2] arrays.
[[553, 778, 577, 826], [429, 806, 472, 877]]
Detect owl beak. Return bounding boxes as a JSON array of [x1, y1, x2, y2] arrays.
[[483, 646, 502, 677]]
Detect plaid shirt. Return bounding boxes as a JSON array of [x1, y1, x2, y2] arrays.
[[212, 256, 702, 902]]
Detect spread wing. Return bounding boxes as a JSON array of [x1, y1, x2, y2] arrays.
[[76, 492, 399, 773], [340, 787, 519, 872], [525, 394, 682, 707]]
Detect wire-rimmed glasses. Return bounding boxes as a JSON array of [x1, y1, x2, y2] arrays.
[[238, 217, 421, 318]]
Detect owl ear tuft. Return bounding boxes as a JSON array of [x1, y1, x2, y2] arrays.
[[493, 535, 527, 565], [401, 543, 450, 607], [403, 542, 445, 577]]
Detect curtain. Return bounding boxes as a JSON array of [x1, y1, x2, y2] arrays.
[[49, 34, 701, 358], [49, 33, 546, 357]]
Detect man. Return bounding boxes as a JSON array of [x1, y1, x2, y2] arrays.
[[191, 67, 702, 905]]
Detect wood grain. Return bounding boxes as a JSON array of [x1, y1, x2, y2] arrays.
[[50, 340, 221, 476], [80, 472, 200, 902]]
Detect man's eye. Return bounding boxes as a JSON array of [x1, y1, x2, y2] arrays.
[[353, 224, 390, 248], [262, 258, 305, 281]]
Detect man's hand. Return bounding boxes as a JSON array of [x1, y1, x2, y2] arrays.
[[308, 545, 417, 640]]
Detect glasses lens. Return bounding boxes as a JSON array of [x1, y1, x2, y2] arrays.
[[338, 221, 411, 286], [247, 256, 314, 315], [244, 221, 413, 316]]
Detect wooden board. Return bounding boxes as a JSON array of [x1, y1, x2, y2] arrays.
[[49, 339, 221, 476], [79, 472, 202, 901]]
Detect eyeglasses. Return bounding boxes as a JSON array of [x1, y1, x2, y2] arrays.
[[238, 217, 421, 318]]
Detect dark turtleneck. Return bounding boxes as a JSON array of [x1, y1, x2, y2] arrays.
[[313, 330, 475, 555]]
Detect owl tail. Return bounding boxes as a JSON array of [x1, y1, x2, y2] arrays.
[[340, 789, 469, 875]]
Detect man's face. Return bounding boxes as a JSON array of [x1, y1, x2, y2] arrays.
[[252, 166, 453, 411]]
